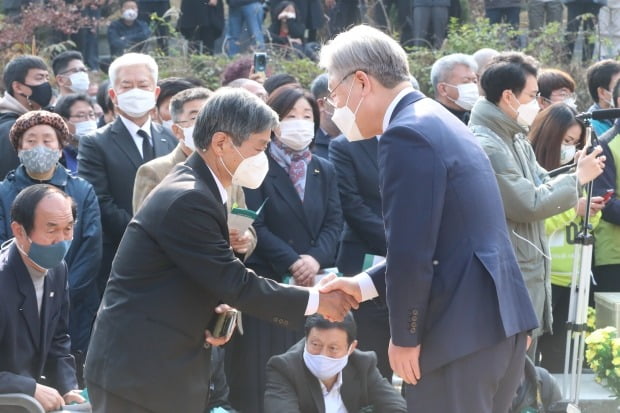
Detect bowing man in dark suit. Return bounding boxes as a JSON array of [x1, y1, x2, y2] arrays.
[[264, 313, 406, 413], [0, 185, 85, 412], [226, 86, 343, 413], [319, 25, 539, 412], [84, 88, 357, 413], [77, 53, 177, 296]]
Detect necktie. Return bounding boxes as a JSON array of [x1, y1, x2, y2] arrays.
[[138, 129, 154, 162]]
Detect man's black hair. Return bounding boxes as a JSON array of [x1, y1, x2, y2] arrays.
[[304, 312, 357, 345], [586, 59, 620, 104], [480, 52, 539, 105], [54, 93, 93, 119], [156, 77, 199, 109], [51, 50, 84, 76], [2, 55, 48, 96]]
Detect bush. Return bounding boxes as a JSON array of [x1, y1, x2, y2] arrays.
[[585, 326, 620, 397]]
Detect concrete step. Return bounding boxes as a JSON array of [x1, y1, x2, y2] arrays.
[[553, 374, 619, 413], [392, 374, 619, 412]]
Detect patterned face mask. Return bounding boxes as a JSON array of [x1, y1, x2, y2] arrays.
[[18, 146, 61, 174]]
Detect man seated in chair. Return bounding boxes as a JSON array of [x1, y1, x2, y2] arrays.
[[0, 185, 85, 412], [264, 313, 406, 413]]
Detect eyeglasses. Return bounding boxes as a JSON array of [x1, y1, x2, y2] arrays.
[[176, 116, 198, 126], [60, 67, 88, 76], [326, 70, 358, 107], [70, 112, 97, 121]]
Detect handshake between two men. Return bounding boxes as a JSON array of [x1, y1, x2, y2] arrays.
[[315, 273, 363, 322]]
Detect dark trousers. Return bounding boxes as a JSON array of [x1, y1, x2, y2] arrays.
[[412, 6, 449, 49], [87, 381, 156, 413], [593, 264, 620, 292], [486, 7, 521, 29], [179, 26, 221, 54], [354, 298, 392, 381], [566, 2, 601, 61], [328, 0, 361, 37], [371, 0, 413, 46], [405, 332, 527, 413], [72, 7, 100, 71], [538, 284, 571, 373], [138, 1, 170, 51]]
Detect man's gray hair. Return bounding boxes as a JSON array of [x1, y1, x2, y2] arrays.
[[108, 53, 158, 87], [169, 87, 212, 123], [310, 73, 329, 99], [319, 25, 410, 88], [193, 88, 279, 150], [430, 53, 478, 90]]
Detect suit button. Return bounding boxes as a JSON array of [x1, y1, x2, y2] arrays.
[[412, 310, 418, 315], [410, 328, 416, 333], [432, 260, 439, 266], [310, 239, 316, 246]]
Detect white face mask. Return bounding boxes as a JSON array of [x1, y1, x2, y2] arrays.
[[162, 119, 174, 133], [560, 144, 577, 165], [511, 95, 540, 127], [182, 125, 195, 151], [446, 82, 479, 111], [563, 97, 577, 110], [116, 88, 156, 118], [220, 143, 269, 189], [602, 89, 615, 108], [68, 71, 90, 94], [303, 345, 349, 381], [74, 120, 98, 136], [331, 80, 365, 142], [278, 119, 314, 151], [122, 8, 138, 21]]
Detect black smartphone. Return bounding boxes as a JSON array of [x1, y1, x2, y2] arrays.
[[254, 52, 267, 73], [209, 309, 238, 338]]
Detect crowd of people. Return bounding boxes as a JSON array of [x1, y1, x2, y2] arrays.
[[0, 16, 617, 413]]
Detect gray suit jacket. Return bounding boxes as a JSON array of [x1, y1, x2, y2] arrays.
[[265, 340, 407, 413]]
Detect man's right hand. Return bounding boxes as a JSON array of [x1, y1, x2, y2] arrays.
[[319, 276, 363, 302], [317, 289, 358, 321], [34, 383, 64, 412]]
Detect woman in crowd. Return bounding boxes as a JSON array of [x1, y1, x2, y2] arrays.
[[225, 86, 342, 413], [529, 103, 605, 372], [0, 111, 102, 385]]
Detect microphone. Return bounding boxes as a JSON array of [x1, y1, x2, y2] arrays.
[[576, 108, 620, 121]]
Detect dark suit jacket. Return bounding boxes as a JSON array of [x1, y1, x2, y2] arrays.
[[84, 153, 310, 413], [77, 116, 177, 246], [244, 151, 342, 280], [0, 243, 77, 397], [264, 340, 407, 413], [367, 91, 538, 375], [329, 136, 385, 275]]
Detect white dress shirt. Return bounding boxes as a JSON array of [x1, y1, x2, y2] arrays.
[[318, 372, 348, 413], [119, 115, 153, 158]]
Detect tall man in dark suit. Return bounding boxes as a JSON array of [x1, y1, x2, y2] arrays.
[[310, 73, 342, 160], [0, 185, 85, 412], [319, 25, 539, 412], [78, 53, 177, 295], [328, 135, 392, 381], [84, 88, 357, 413]]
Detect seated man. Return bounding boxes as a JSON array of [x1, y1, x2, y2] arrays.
[[264, 313, 406, 413], [107, 0, 151, 57], [0, 185, 85, 412]]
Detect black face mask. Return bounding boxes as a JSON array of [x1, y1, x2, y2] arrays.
[[22, 82, 52, 108]]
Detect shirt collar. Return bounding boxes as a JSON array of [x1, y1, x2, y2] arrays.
[[119, 114, 152, 138], [318, 371, 344, 396], [382, 86, 415, 133], [205, 163, 228, 205]]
